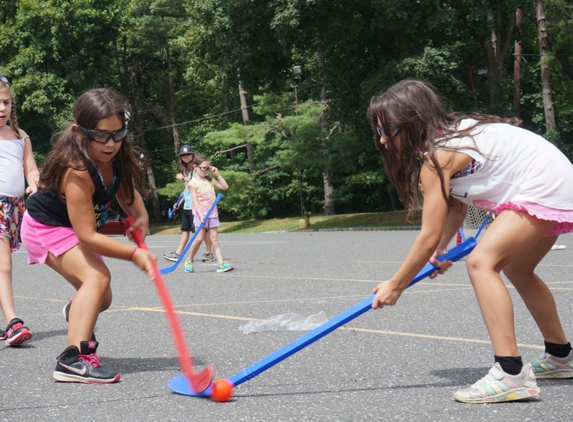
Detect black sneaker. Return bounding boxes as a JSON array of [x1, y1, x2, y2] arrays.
[[5, 318, 33, 346], [202, 252, 215, 262], [62, 300, 96, 342], [53, 341, 120, 384]]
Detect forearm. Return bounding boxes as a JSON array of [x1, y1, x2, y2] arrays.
[[390, 232, 440, 290], [78, 231, 137, 261], [215, 174, 228, 190], [26, 169, 40, 191], [438, 202, 467, 250]]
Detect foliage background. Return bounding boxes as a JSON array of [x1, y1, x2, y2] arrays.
[[1, 0, 572, 222]]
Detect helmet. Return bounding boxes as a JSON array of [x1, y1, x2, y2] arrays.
[[178, 145, 195, 156]]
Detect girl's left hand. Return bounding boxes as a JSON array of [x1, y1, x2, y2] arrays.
[[428, 248, 452, 279], [126, 216, 149, 241], [209, 166, 219, 177], [372, 280, 404, 309], [25, 185, 37, 195]]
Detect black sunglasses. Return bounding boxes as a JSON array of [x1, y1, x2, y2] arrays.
[[0, 75, 10, 86], [375, 124, 402, 140], [78, 124, 128, 144]]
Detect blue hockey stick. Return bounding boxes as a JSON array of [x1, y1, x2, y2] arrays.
[[160, 193, 223, 275], [168, 193, 185, 219], [168, 235, 480, 396]]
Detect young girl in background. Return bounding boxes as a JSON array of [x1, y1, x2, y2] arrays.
[[163, 145, 213, 262], [184, 155, 233, 273], [0, 75, 39, 346], [368, 79, 573, 403], [21, 88, 155, 383]]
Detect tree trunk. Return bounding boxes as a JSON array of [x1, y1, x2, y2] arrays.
[[536, 0, 556, 131], [481, 7, 515, 107], [238, 81, 253, 173], [513, 8, 522, 118], [165, 40, 180, 157], [317, 49, 336, 215]]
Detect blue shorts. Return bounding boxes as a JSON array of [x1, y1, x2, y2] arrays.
[[193, 216, 220, 230]]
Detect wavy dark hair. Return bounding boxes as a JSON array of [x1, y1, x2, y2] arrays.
[[367, 79, 520, 211], [38, 88, 146, 204]]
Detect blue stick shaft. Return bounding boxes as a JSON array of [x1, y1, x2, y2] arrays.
[[228, 237, 477, 387], [160, 193, 223, 275]]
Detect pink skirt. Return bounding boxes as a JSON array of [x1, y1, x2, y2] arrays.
[[496, 201, 573, 236], [21, 211, 80, 264]]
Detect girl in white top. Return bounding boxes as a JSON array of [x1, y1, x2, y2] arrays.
[[367, 79, 573, 404], [0, 75, 39, 346]]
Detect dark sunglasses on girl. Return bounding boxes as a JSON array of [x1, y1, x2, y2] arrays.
[[375, 124, 402, 140], [78, 124, 128, 144]]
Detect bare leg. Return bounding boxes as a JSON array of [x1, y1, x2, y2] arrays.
[[0, 238, 17, 325], [204, 233, 212, 255], [465, 210, 556, 356], [46, 244, 112, 348], [503, 234, 568, 344], [175, 231, 190, 255], [209, 228, 224, 263], [186, 228, 205, 262]]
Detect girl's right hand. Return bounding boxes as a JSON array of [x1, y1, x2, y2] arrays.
[[132, 248, 157, 279]]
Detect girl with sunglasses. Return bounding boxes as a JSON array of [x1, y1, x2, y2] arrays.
[[367, 79, 573, 403], [0, 75, 39, 346], [21, 88, 155, 384], [184, 155, 234, 273]]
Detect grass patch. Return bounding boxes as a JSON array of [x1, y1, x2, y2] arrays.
[[150, 211, 420, 235]]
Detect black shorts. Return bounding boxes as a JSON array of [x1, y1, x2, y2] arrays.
[[181, 209, 195, 233]]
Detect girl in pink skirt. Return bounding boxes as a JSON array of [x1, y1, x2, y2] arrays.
[[22, 88, 155, 383], [368, 79, 573, 403]]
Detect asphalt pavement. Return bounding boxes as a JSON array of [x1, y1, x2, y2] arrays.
[[2, 230, 573, 421]]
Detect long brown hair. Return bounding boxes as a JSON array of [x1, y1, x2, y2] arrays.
[[39, 88, 146, 204], [367, 79, 520, 211], [0, 78, 22, 138]]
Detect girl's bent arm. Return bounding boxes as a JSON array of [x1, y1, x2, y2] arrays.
[[63, 170, 149, 265], [372, 158, 452, 309], [210, 167, 228, 191]]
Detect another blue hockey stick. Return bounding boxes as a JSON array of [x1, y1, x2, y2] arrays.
[[168, 233, 482, 396], [160, 193, 223, 275]]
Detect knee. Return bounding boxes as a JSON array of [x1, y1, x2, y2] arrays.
[[84, 270, 111, 294]]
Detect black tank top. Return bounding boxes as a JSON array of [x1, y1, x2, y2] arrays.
[[26, 162, 121, 230]]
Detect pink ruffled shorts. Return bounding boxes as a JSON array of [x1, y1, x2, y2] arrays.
[[21, 211, 80, 264], [496, 201, 573, 236]]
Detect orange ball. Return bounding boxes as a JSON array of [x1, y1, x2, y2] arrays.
[[210, 379, 234, 402]]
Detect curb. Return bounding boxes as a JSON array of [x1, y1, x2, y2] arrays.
[[296, 225, 421, 232]]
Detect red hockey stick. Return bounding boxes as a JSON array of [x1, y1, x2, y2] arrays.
[[125, 217, 213, 392]]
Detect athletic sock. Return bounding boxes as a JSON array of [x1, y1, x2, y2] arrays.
[[544, 341, 572, 358], [494, 355, 523, 375]]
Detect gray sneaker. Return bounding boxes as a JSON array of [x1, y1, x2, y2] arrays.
[[163, 251, 180, 262], [202, 252, 215, 262], [453, 363, 540, 403], [530, 350, 573, 379]]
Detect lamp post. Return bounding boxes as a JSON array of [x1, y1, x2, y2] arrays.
[[291, 66, 307, 225], [291, 65, 302, 108]]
